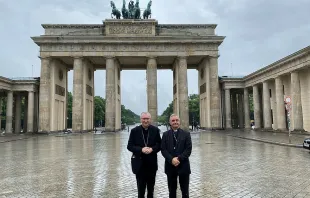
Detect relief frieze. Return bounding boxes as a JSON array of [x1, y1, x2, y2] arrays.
[[41, 43, 218, 52], [108, 25, 152, 35]]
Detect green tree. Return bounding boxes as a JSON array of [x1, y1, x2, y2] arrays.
[[159, 101, 173, 124], [67, 92, 72, 128], [160, 94, 200, 125], [188, 94, 199, 124], [121, 105, 140, 125], [94, 96, 105, 126]]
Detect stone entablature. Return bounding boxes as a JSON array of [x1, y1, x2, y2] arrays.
[[0, 77, 39, 92], [220, 46, 310, 88], [244, 46, 310, 87], [220, 77, 245, 89], [41, 19, 217, 37], [32, 19, 224, 60]]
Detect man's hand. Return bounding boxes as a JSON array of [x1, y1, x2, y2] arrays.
[[172, 157, 180, 166], [142, 147, 153, 154]]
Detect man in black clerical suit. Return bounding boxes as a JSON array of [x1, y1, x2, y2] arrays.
[[161, 114, 192, 198], [127, 112, 162, 198]]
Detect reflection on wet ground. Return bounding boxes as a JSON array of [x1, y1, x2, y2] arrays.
[[1, 126, 310, 197]]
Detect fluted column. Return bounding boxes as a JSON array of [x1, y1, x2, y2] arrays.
[[72, 57, 84, 132], [34, 92, 39, 132], [291, 72, 303, 131], [5, 91, 13, 133], [14, 94, 22, 133], [105, 57, 116, 132], [24, 96, 28, 132], [244, 88, 251, 129], [147, 57, 158, 126], [224, 89, 232, 129], [275, 76, 286, 130], [27, 91, 34, 133], [177, 56, 189, 131], [39, 57, 51, 132], [0, 98, 2, 131], [237, 93, 244, 128], [253, 85, 261, 129], [263, 81, 272, 129], [209, 56, 221, 129]]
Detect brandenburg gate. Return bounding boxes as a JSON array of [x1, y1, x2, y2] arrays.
[[31, 19, 225, 133]]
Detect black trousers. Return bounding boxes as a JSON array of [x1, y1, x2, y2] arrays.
[[136, 170, 156, 198], [167, 173, 189, 198]]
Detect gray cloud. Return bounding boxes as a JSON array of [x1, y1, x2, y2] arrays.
[[1, 0, 309, 114]]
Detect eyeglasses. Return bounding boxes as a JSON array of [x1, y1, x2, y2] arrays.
[[171, 119, 179, 122]]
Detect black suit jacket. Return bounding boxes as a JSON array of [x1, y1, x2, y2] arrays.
[[161, 128, 192, 175], [127, 125, 162, 174]]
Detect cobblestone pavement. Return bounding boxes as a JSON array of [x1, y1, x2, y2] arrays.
[[1, 126, 310, 198]]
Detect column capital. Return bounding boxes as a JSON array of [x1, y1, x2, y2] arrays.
[[72, 56, 83, 60], [39, 56, 51, 60], [146, 56, 157, 60], [208, 55, 219, 59], [176, 56, 188, 60], [105, 56, 116, 60]]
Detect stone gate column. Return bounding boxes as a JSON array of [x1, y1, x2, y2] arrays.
[[253, 85, 261, 129], [244, 88, 251, 129], [238, 93, 244, 128], [105, 57, 116, 132], [24, 96, 28, 132], [15, 93, 22, 133], [5, 91, 13, 133], [27, 91, 35, 133], [291, 71, 303, 131], [224, 89, 232, 129], [231, 92, 237, 128], [34, 91, 39, 132], [39, 57, 51, 132], [275, 76, 286, 130], [263, 81, 272, 129], [177, 56, 189, 130], [209, 56, 221, 129], [0, 98, 2, 131], [115, 61, 121, 131], [72, 57, 84, 132], [147, 57, 158, 126]]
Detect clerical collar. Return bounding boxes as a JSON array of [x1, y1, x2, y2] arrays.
[[173, 129, 178, 132]]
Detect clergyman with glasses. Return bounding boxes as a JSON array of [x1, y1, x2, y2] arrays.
[[127, 112, 162, 198]]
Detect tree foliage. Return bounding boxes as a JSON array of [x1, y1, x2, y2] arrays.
[[121, 105, 140, 125], [188, 94, 199, 124], [159, 94, 200, 124], [66, 92, 139, 127]]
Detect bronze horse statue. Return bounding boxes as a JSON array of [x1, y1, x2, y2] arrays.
[[122, 0, 129, 19], [133, 0, 141, 19], [143, 0, 152, 19], [110, 1, 121, 19]]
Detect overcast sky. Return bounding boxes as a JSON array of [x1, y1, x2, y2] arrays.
[[1, 0, 310, 115]]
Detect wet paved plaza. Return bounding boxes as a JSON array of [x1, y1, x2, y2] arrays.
[[1, 127, 310, 198]]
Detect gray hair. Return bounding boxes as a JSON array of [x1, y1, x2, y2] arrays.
[[140, 112, 151, 118], [169, 114, 179, 119]]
